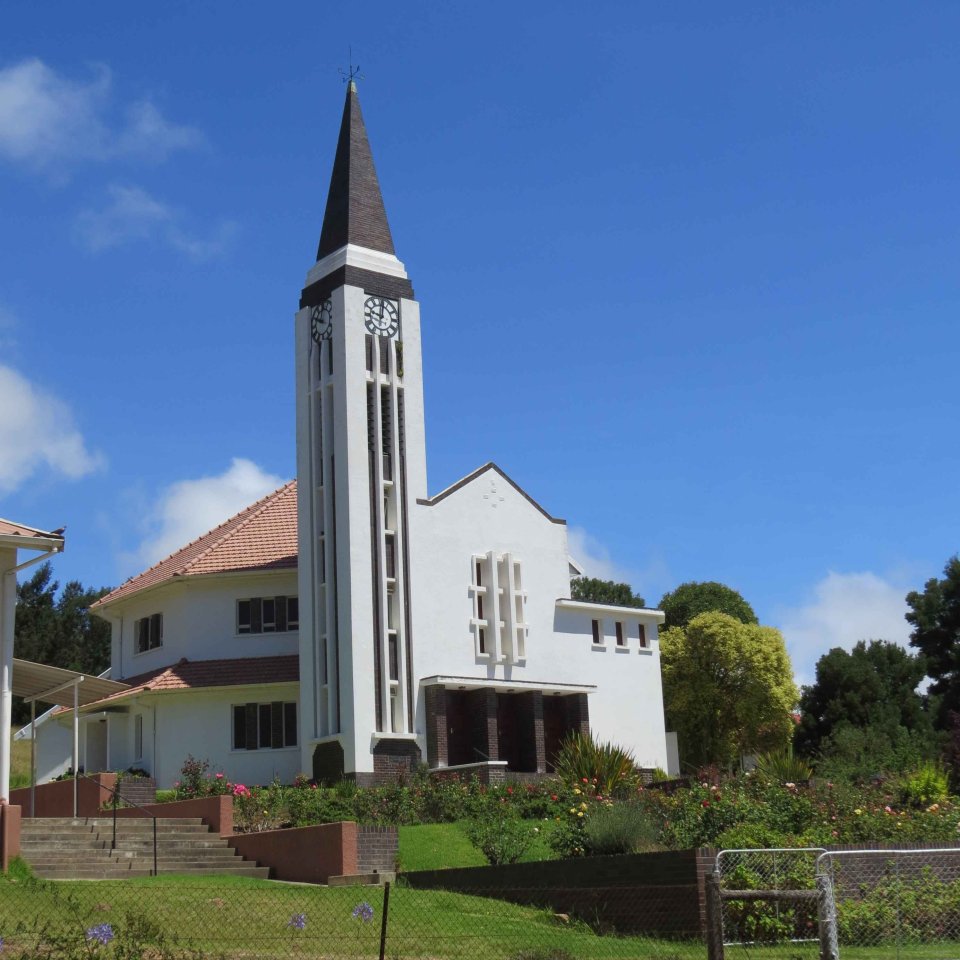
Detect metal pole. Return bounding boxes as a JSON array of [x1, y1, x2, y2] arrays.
[[378, 881, 391, 960], [29, 700, 36, 817], [153, 816, 157, 876], [72, 682, 78, 818]]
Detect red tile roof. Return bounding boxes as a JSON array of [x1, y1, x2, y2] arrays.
[[63, 655, 300, 714], [93, 481, 298, 608], [0, 518, 65, 540]]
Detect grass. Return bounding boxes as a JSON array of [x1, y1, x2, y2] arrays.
[[9, 729, 31, 790], [397, 820, 560, 873], [0, 872, 702, 959]]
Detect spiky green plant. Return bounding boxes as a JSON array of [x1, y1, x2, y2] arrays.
[[551, 732, 637, 796], [753, 748, 813, 783]]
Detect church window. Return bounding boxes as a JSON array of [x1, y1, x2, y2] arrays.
[[232, 701, 297, 750], [591, 619, 602, 646], [237, 596, 299, 635], [616, 622, 625, 646], [379, 340, 389, 375], [385, 535, 397, 579], [135, 614, 163, 654], [638, 623, 648, 648], [365, 335, 373, 372]]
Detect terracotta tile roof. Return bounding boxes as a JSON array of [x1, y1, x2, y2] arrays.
[[61, 654, 300, 714], [0, 518, 65, 540], [93, 481, 298, 608]]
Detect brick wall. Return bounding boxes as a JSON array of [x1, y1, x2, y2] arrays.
[[564, 693, 590, 737], [424, 686, 446, 769], [357, 825, 398, 874], [372, 739, 421, 784], [403, 850, 703, 938], [312, 741, 345, 784]]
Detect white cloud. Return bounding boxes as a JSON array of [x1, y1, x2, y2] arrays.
[[566, 525, 670, 604], [0, 58, 201, 170], [776, 571, 912, 688], [134, 459, 285, 567], [76, 184, 237, 260], [0, 364, 103, 495]]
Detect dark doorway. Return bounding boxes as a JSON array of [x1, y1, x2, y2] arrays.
[[445, 690, 474, 766], [543, 695, 567, 772], [497, 693, 539, 773]]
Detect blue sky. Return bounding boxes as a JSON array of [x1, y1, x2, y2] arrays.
[[1, 1, 958, 684]]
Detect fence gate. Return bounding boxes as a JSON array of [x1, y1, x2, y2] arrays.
[[708, 848, 826, 959], [816, 847, 960, 960]]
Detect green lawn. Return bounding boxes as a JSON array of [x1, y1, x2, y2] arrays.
[[397, 819, 559, 873], [9, 730, 31, 790], [0, 868, 701, 959]]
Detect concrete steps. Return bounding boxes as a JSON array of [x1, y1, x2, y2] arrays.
[[20, 816, 269, 880]]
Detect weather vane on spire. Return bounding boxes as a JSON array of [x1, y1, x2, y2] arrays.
[[339, 47, 363, 86]]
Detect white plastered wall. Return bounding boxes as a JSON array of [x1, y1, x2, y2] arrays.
[[410, 467, 669, 768]]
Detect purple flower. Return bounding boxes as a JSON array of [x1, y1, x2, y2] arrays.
[[287, 913, 307, 930], [352, 902, 374, 923], [85, 923, 114, 945]]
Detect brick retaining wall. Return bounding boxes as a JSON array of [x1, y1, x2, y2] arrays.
[[357, 825, 398, 874]]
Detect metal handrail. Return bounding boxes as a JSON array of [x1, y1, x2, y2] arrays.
[[75, 772, 158, 876]]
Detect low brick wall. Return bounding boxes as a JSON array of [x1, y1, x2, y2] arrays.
[[1, 804, 21, 872], [357, 825, 398, 874], [404, 850, 704, 938], [114, 795, 233, 837], [10, 774, 116, 818], [228, 822, 358, 883]]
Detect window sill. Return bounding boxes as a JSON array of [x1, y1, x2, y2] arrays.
[[591, 644, 607, 652], [615, 646, 631, 654], [132, 646, 163, 658], [637, 648, 653, 655], [229, 746, 299, 754]]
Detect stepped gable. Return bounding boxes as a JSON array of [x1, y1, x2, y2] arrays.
[[93, 481, 298, 608]]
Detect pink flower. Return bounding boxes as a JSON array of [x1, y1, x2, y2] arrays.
[[215, 773, 224, 779], [233, 783, 250, 798]]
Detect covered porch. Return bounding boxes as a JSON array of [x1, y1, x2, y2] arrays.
[[422, 676, 594, 780]]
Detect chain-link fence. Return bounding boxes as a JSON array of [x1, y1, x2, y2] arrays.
[[817, 847, 960, 960], [0, 871, 704, 959], [709, 848, 825, 959]]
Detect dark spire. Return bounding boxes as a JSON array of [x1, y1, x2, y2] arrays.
[[316, 82, 396, 260]]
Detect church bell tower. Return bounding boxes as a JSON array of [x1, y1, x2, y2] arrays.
[[295, 82, 428, 782]]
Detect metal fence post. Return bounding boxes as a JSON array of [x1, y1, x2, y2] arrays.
[[378, 880, 391, 960], [816, 871, 838, 960]]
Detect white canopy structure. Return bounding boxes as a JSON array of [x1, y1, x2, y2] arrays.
[[14, 659, 129, 817]]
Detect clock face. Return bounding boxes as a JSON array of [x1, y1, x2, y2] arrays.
[[311, 300, 333, 342], [363, 296, 400, 338]]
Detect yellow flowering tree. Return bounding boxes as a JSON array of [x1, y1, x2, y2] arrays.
[[660, 612, 798, 769]]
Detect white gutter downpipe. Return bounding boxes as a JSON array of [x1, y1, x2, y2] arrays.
[[0, 547, 59, 805]]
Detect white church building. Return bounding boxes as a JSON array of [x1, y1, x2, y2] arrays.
[[36, 84, 672, 788]]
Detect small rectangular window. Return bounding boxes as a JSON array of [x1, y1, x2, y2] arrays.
[[379, 341, 389, 375], [365, 335, 373, 372], [287, 597, 299, 630], [388, 633, 399, 681], [262, 598, 276, 633], [385, 534, 396, 579], [638, 623, 648, 648], [475, 561, 483, 586], [134, 715, 143, 760], [234, 702, 297, 750], [592, 619, 602, 645], [478, 627, 487, 654], [135, 615, 163, 653], [237, 600, 251, 634], [616, 622, 625, 646]]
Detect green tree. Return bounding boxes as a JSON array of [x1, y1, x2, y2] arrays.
[[660, 611, 798, 769], [795, 640, 932, 759], [570, 577, 645, 608], [907, 555, 960, 728], [658, 580, 757, 630], [12, 563, 113, 724]]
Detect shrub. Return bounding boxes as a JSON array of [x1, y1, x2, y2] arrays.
[[899, 762, 950, 809], [466, 806, 535, 865], [552, 732, 637, 797], [754, 748, 812, 784], [583, 802, 660, 855]]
